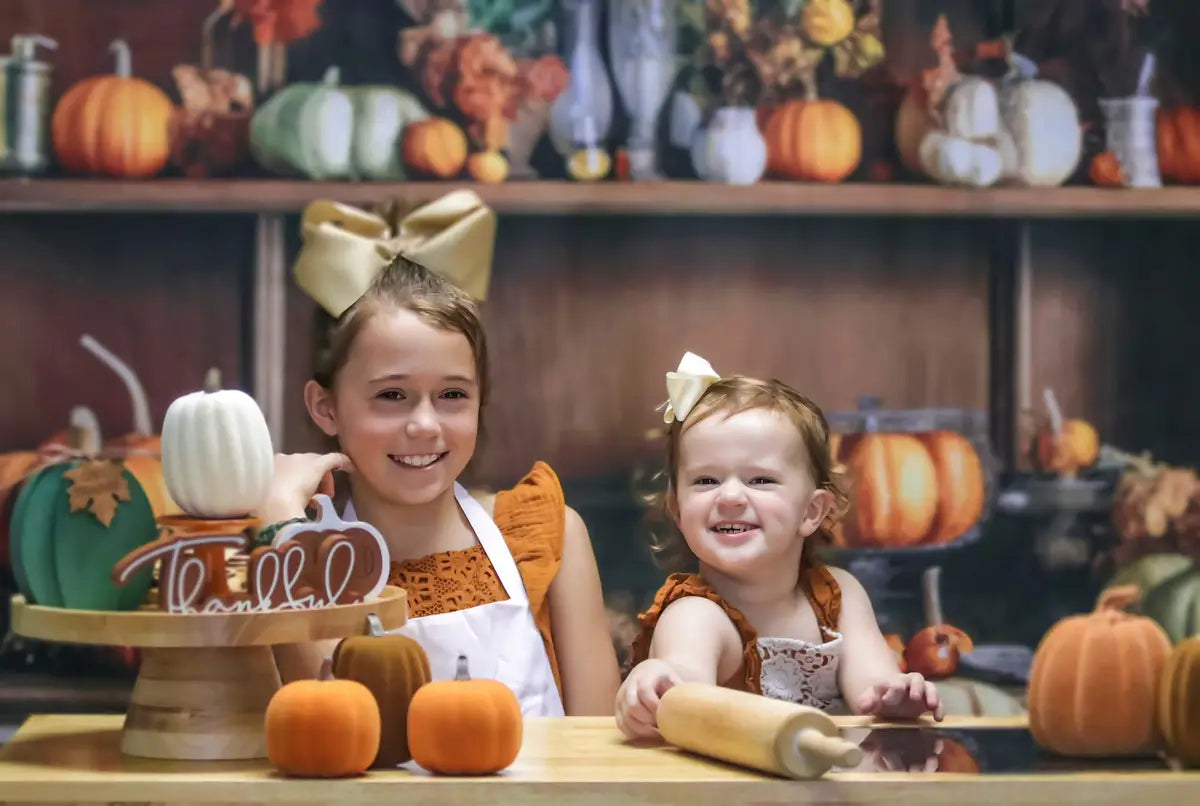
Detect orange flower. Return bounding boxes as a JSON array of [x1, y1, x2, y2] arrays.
[[232, 0, 323, 45]]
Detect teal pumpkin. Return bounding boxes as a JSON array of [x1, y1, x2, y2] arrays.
[[1144, 567, 1200, 645], [250, 66, 429, 180], [11, 460, 158, 611]]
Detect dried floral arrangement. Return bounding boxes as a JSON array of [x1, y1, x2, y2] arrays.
[[687, 0, 884, 110], [397, 1, 568, 151]]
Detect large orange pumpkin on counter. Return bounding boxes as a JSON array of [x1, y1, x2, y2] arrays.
[[1156, 107, 1200, 185], [265, 676, 381, 778], [762, 98, 861, 182], [1028, 585, 1171, 757], [51, 39, 174, 178]]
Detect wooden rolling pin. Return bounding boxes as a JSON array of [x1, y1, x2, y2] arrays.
[[657, 683, 863, 779]]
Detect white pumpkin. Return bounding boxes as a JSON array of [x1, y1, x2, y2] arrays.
[[995, 54, 1082, 187], [161, 369, 274, 519], [919, 131, 1002, 188], [943, 77, 999, 140], [249, 66, 428, 180]]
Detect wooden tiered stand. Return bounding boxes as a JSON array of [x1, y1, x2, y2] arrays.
[[7, 585, 407, 762]]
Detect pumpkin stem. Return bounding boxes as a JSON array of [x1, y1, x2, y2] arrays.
[[322, 65, 340, 87], [454, 653, 470, 681], [366, 613, 385, 637], [203, 367, 222, 394], [108, 39, 132, 79], [921, 565, 944, 626], [1096, 584, 1141, 614], [80, 334, 152, 436], [1043, 387, 1064, 435], [68, 406, 102, 456], [200, 1, 234, 72], [318, 657, 335, 681]]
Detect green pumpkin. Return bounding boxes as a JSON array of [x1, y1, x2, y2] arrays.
[[10, 460, 158, 611], [1144, 567, 1200, 644], [250, 66, 429, 180]]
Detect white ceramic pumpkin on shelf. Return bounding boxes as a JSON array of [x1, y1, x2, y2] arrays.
[[943, 77, 999, 141], [249, 65, 429, 180], [161, 368, 274, 519], [995, 54, 1082, 187]]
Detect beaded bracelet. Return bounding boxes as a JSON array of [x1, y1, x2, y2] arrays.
[[252, 517, 307, 548]]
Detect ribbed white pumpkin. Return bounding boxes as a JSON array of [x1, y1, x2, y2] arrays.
[[995, 54, 1082, 187], [161, 369, 274, 519]]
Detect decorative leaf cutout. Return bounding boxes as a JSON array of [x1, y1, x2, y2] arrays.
[[64, 460, 130, 527]]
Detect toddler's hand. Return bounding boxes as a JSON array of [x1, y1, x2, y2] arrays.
[[856, 672, 943, 722], [615, 659, 682, 741], [256, 452, 355, 523]]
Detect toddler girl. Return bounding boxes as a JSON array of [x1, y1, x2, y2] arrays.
[[616, 352, 941, 739], [260, 193, 620, 717]]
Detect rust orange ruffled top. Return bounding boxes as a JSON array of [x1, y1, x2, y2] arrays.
[[630, 562, 843, 694], [386, 461, 565, 696]]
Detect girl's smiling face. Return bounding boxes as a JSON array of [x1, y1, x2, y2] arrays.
[[673, 407, 831, 578], [315, 307, 480, 506]]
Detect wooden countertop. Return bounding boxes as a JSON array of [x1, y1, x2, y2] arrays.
[[1, 714, 1196, 805]]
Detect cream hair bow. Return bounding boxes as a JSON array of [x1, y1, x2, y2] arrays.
[[660, 351, 720, 424], [293, 189, 497, 318]]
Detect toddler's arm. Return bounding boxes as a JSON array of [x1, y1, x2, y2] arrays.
[[547, 507, 622, 715], [615, 596, 741, 739], [831, 568, 943, 721]]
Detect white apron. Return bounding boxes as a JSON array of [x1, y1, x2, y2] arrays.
[[346, 482, 565, 717]]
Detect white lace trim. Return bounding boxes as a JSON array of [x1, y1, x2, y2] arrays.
[[756, 628, 843, 710]]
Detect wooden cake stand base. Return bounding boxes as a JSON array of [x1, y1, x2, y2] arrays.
[[9, 586, 408, 761]]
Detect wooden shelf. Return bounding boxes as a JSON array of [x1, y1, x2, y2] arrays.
[[2, 178, 1200, 217]]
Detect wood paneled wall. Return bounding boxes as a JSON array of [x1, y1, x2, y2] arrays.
[[1, 0, 1197, 491]]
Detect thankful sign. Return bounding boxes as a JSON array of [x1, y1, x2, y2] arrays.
[[111, 495, 391, 614]]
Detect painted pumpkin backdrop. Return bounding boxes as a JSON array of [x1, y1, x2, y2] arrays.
[[1156, 107, 1200, 185], [762, 98, 861, 182], [1027, 585, 1171, 757], [51, 39, 174, 177], [836, 430, 986, 548], [1158, 637, 1200, 766]]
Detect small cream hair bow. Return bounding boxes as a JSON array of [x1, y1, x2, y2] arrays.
[[660, 351, 720, 424], [293, 189, 497, 318]]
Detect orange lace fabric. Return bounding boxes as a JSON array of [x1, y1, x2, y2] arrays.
[[386, 461, 566, 695], [629, 562, 842, 694]]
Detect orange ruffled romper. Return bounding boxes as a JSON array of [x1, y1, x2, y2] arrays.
[[630, 563, 846, 710], [386, 461, 566, 699]]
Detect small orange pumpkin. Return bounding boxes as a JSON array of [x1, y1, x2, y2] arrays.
[[842, 434, 938, 547], [1156, 107, 1200, 185], [408, 654, 522, 775], [917, 431, 985, 545], [1089, 151, 1126, 187], [332, 625, 432, 767], [1028, 585, 1171, 757], [763, 97, 861, 182], [1158, 636, 1200, 767], [265, 675, 381, 778], [51, 39, 174, 178], [468, 150, 509, 183], [1032, 418, 1100, 476], [402, 117, 468, 179]]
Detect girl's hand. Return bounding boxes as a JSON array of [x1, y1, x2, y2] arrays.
[[855, 672, 943, 722], [615, 659, 682, 741], [256, 452, 355, 523]]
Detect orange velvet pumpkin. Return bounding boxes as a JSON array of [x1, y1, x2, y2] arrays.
[[1158, 636, 1200, 767], [1028, 585, 1171, 757], [1156, 107, 1200, 185], [51, 39, 174, 178], [332, 630, 432, 767], [917, 431, 985, 545], [842, 434, 938, 547], [763, 98, 861, 182], [265, 678, 381, 778], [1032, 418, 1100, 476], [402, 117, 468, 179], [103, 433, 178, 518], [408, 654, 522, 775]]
